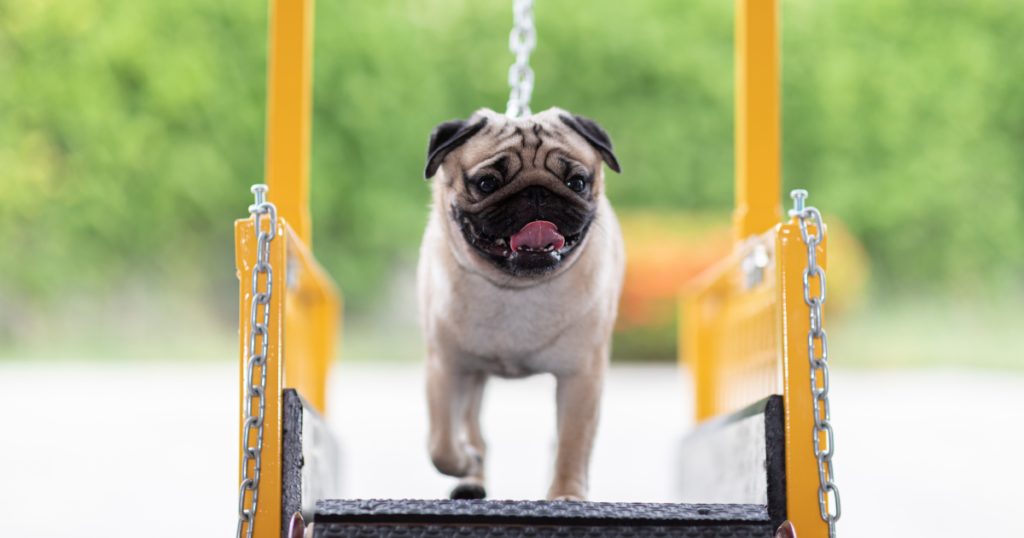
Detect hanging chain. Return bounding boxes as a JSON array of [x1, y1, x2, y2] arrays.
[[505, 0, 536, 118], [789, 189, 841, 538], [237, 184, 278, 538]]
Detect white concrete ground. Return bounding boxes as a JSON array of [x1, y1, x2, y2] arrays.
[[1, 361, 1021, 537]]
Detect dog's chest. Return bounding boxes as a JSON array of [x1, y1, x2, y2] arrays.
[[442, 276, 591, 376]]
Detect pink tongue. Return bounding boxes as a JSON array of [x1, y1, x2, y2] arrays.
[[510, 221, 565, 252]]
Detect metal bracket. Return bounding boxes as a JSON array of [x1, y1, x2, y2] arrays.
[[742, 242, 771, 290]]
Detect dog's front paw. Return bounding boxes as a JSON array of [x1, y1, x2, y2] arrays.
[[430, 443, 483, 478], [547, 479, 587, 502], [548, 495, 586, 502], [450, 483, 487, 500]]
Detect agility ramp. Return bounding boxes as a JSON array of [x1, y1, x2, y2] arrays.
[[234, 1, 838, 537]]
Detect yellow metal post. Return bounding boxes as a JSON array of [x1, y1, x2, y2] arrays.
[[236, 215, 285, 538], [264, 0, 340, 414], [265, 0, 316, 245], [682, 279, 719, 421], [778, 219, 829, 537], [680, 1, 834, 536], [235, 213, 340, 538], [734, 0, 782, 242], [234, 1, 340, 535]]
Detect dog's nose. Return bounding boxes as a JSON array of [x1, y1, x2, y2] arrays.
[[519, 185, 552, 207]]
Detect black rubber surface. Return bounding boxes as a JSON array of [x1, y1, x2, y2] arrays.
[[676, 394, 787, 532], [314, 500, 773, 538], [763, 395, 787, 532], [316, 500, 769, 525], [313, 524, 774, 538], [282, 389, 305, 537]]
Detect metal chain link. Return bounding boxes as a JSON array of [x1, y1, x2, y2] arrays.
[[789, 189, 841, 538], [237, 184, 278, 538], [505, 0, 536, 118]]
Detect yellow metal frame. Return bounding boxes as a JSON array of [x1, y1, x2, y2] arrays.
[[682, 223, 827, 535], [236, 215, 285, 538], [235, 216, 340, 538], [733, 0, 782, 242], [681, 1, 831, 536], [236, 0, 341, 537], [280, 223, 341, 413], [265, 0, 315, 245], [235, 0, 831, 535], [778, 220, 828, 536]]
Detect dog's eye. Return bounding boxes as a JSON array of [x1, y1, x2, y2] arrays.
[[477, 176, 499, 194], [566, 175, 587, 193]]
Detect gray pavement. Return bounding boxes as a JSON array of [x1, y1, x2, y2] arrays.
[[1, 361, 1021, 537]]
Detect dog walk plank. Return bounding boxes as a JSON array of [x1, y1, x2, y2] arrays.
[[314, 500, 774, 538]]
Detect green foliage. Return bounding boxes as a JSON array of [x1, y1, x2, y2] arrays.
[[0, 0, 267, 299], [1, 0, 1023, 312], [783, 0, 1024, 290]]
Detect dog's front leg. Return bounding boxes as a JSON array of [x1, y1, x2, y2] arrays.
[[450, 371, 488, 498], [427, 358, 483, 479], [548, 366, 605, 501]]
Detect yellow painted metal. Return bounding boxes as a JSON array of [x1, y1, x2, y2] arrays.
[[235, 0, 341, 534], [263, 0, 340, 412], [680, 1, 833, 535], [733, 0, 782, 242], [236, 215, 285, 538], [265, 0, 316, 245], [282, 223, 342, 414], [235, 215, 341, 538], [684, 0, 785, 420], [778, 219, 829, 537], [680, 222, 829, 537], [683, 233, 782, 421]]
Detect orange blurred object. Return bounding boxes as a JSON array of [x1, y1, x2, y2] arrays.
[[616, 211, 732, 331], [616, 210, 868, 333]]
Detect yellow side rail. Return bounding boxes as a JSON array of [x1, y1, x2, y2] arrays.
[[681, 1, 831, 536], [235, 211, 285, 538], [236, 0, 340, 537], [235, 212, 340, 538], [682, 221, 828, 536]]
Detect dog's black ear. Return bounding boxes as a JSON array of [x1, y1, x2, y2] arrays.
[[559, 114, 621, 173], [424, 116, 488, 179]]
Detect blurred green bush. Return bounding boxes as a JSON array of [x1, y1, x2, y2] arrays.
[[2, 0, 1023, 314]]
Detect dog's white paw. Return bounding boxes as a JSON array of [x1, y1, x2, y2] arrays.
[[547, 494, 586, 502], [547, 479, 587, 502], [430, 443, 483, 478]]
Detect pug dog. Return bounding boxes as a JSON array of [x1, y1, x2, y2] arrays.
[[417, 107, 625, 501]]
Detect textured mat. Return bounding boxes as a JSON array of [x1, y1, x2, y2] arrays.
[[313, 500, 774, 538]]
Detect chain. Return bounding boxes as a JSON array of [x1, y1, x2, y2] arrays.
[[237, 184, 278, 538], [505, 0, 536, 118], [789, 189, 841, 538]]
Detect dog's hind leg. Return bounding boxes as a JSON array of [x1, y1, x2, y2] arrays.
[[427, 358, 483, 481], [448, 372, 488, 499], [547, 364, 606, 501]]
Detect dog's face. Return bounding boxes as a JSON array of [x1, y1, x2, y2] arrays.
[[425, 107, 620, 278]]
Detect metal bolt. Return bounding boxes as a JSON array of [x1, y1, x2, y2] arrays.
[[790, 189, 808, 212], [251, 184, 269, 206]]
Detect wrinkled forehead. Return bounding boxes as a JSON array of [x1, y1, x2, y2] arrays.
[[453, 113, 601, 175]]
